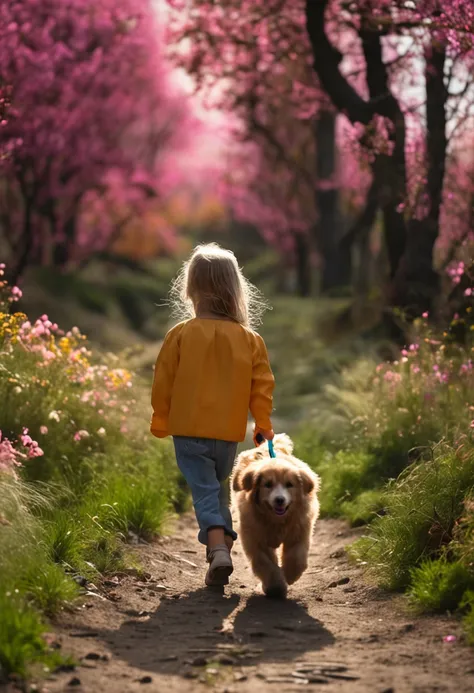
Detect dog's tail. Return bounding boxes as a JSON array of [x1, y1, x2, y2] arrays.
[[272, 433, 293, 456]]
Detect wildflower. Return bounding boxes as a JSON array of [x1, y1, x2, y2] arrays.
[[0, 431, 24, 476], [40, 426, 48, 435], [20, 428, 33, 446], [443, 635, 457, 643], [73, 430, 90, 442], [48, 410, 60, 422], [19, 428, 44, 458], [97, 427, 106, 436], [422, 312, 429, 318], [10, 286, 22, 302]]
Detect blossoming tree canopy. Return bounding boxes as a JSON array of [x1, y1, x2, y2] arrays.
[[165, 0, 474, 313], [0, 0, 204, 278]]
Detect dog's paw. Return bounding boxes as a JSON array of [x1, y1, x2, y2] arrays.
[[264, 581, 288, 600]]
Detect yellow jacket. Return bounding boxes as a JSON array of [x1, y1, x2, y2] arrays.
[[150, 318, 274, 442]]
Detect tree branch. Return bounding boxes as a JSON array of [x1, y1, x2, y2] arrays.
[[305, 0, 373, 125]]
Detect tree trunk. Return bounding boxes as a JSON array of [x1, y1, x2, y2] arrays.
[[390, 42, 447, 318], [8, 198, 33, 286], [294, 231, 312, 297], [314, 110, 351, 292], [53, 215, 76, 267]]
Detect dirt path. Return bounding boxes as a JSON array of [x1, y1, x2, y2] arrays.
[[45, 514, 474, 693]]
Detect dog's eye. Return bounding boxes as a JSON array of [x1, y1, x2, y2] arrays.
[[285, 482, 294, 488], [264, 481, 273, 488]]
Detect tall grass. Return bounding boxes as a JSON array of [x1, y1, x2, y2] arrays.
[[350, 446, 474, 589], [294, 299, 474, 640]]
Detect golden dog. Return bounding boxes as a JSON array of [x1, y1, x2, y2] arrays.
[[231, 434, 320, 599]]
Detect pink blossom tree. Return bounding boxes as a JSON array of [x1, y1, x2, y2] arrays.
[[165, 0, 474, 318], [0, 0, 194, 281]]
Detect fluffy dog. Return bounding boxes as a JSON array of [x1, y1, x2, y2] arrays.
[[231, 434, 320, 599]]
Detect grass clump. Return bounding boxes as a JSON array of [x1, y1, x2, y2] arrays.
[[0, 590, 67, 683], [408, 558, 474, 613], [350, 446, 474, 590]]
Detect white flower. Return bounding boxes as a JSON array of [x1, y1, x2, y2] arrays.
[[48, 410, 60, 422], [97, 427, 106, 437]]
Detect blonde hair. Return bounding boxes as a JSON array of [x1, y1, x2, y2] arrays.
[[169, 243, 269, 329]]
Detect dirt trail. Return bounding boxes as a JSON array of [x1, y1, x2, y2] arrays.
[[45, 514, 474, 693]]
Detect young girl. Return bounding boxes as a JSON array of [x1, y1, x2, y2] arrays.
[[150, 243, 274, 587]]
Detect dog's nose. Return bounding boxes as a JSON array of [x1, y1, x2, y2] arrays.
[[274, 496, 285, 506]]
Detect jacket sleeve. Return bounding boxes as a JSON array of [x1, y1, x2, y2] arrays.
[[249, 334, 274, 431], [150, 327, 180, 438]]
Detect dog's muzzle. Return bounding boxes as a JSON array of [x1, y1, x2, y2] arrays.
[[270, 485, 291, 516]]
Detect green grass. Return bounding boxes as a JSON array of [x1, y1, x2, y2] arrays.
[[350, 446, 474, 590], [21, 564, 79, 617], [408, 558, 474, 613], [461, 592, 474, 644], [0, 591, 68, 683], [340, 489, 386, 527], [91, 474, 171, 542]]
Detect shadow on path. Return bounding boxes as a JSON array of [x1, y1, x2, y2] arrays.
[[81, 588, 335, 677]]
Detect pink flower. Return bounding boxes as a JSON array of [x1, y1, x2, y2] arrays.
[[465, 288, 473, 297], [11, 286, 22, 301], [40, 426, 48, 435], [0, 431, 24, 476], [19, 428, 43, 458], [422, 312, 429, 318], [73, 430, 90, 442], [20, 428, 33, 446], [443, 635, 457, 643]]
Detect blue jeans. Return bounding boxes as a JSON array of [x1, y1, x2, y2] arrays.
[[173, 437, 238, 545]]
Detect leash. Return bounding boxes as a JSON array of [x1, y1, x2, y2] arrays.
[[255, 433, 276, 459]]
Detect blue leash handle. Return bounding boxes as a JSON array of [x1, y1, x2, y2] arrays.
[[255, 432, 276, 458]]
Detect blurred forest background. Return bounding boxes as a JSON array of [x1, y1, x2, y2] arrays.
[[2, 0, 473, 422]]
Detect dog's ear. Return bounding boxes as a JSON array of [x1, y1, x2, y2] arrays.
[[272, 433, 293, 456], [241, 468, 256, 492], [299, 469, 317, 494], [231, 469, 242, 492]]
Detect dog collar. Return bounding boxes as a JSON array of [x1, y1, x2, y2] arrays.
[[268, 439, 276, 458]]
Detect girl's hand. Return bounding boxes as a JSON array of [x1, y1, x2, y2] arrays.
[[253, 426, 274, 447]]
